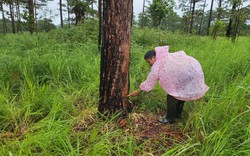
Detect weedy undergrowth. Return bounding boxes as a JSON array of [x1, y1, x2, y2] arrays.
[[0, 27, 249, 155]]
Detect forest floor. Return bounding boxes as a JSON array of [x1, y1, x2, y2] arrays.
[[73, 107, 190, 155], [118, 110, 188, 153]]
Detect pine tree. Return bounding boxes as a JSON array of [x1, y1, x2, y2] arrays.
[[99, 0, 133, 116]]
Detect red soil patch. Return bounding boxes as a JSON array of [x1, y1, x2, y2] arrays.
[[117, 110, 187, 147]]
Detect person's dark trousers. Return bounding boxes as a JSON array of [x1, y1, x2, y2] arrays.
[[166, 95, 185, 120]]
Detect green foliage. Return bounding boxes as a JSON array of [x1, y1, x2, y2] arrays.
[[0, 19, 13, 34], [0, 27, 249, 155], [37, 18, 56, 32], [69, 0, 97, 25], [0, 19, 56, 34], [146, 0, 175, 28], [210, 20, 226, 39]]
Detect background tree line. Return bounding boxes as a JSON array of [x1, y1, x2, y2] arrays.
[[0, 0, 249, 39], [138, 0, 250, 39], [0, 0, 97, 34]]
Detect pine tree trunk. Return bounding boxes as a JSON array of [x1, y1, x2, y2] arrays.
[[1, 1, 6, 34], [141, 0, 145, 28], [9, 2, 16, 34], [98, 0, 102, 51], [232, 7, 240, 43], [91, 0, 94, 17], [207, 0, 214, 35], [99, 0, 133, 116], [187, 0, 192, 33], [67, 0, 70, 28], [16, 0, 22, 33], [28, 0, 35, 34], [226, 1, 236, 38], [34, 0, 38, 33], [60, 0, 63, 28], [75, 7, 81, 25], [198, 0, 206, 35], [189, 0, 196, 34]]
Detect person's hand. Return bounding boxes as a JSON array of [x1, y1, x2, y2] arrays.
[[128, 90, 140, 97]]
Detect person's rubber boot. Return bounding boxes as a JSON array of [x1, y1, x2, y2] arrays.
[[176, 103, 184, 119], [176, 115, 182, 119], [158, 118, 175, 124]]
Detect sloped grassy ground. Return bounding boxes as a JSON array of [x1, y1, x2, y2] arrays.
[[0, 25, 249, 155]]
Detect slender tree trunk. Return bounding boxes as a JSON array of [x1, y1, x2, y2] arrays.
[[232, 7, 240, 43], [67, 0, 70, 28], [60, 0, 64, 28], [34, 0, 38, 33], [9, 2, 15, 34], [28, 0, 35, 34], [217, 0, 222, 20], [141, 0, 145, 28], [226, 1, 236, 37], [211, 0, 222, 39], [91, 0, 94, 17], [187, 0, 192, 33], [198, 0, 206, 35], [75, 9, 81, 25], [16, 0, 19, 32], [99, 0, 133, 116], [16, 0, 22, 33], [189, 0, 192, 14], [184, 16, 189, 33], [207, 0, 214, 35], [98, 0, 102, 51], [232, 15, 239, 42], [185, 0, 192, 33], [1, 1, 6, 34], [226, 17, 232, 37], [189, 0, 196, 34]]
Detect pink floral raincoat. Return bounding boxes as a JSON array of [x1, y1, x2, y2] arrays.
[[140, 46, 209, 101]]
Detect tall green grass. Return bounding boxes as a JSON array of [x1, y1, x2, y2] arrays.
[[0, 26, 249, 155]]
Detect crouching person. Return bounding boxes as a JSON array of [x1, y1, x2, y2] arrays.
[[128, 46, 209, 124]]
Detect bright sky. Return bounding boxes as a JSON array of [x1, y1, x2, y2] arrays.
[[1, 0, 250, 25], [47, 0, 250, 25], [47, 0, 189, 25], [48, 0, 146, 25]]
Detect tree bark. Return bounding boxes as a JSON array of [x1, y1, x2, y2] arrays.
[[226, 1, 237, 38], [1, 0, 6, 34], [198, 0, 206, 35], [141, 0, 145, 28], [60, 0, 63, 28], [16, 0, 22, 33], [189, 0, 196, 34], [9, 1, 16, 34], [207, 0, 214, 35], [232, 7, 240, 43], [34, 0, 38, 33], [67, 0, 70, 28], [91, 0, 94, 17], [75, 4, 82, 25], [187, 0, 192, 33], [98, 0, 102, 51], [99, 0, 133, 116], [28, 0, 35, 34]]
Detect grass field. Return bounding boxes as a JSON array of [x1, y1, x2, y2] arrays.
[[0, 26, 249, 155]]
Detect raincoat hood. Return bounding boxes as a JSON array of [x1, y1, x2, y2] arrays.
[[155, 46, 169, 60]]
